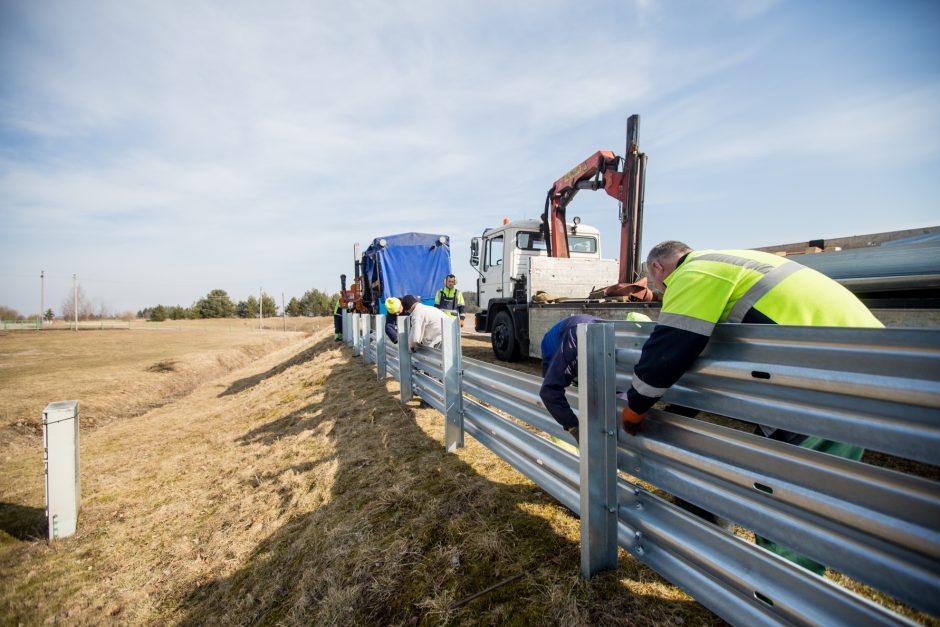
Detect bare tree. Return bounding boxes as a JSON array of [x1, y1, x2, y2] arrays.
[[60, 284, 98, 321]]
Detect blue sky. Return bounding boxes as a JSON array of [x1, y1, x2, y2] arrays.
[[1, 0, 938, 316]]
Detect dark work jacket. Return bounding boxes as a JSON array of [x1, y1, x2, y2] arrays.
[[385, 313, 399, 344], [538, 315, 603, 430]]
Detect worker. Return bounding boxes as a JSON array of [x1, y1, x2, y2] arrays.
[[400, 294, 450, 351], [434, 274, 466, 326], [622, 240, 883, 574], [332, 299, 343, 341], [540, 312, 653, 444], [383, 297, 401, 344], [538, 314, 620, 444]]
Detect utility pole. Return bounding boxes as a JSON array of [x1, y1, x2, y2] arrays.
[[259, 286, 263, 331], [72, 274, 78, 331], [282, 292, 286, 331], [40, 270, 44, 328]]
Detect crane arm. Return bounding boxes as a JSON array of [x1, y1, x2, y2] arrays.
[[540, 114, 647, 287]]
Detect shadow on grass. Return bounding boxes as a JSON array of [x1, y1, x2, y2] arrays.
[[179, 336, 720, 626], [0, 502, 46, 541], [218, 338, 343, 397]]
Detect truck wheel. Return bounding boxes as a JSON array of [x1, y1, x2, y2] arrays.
[[491, 310, 521, 361]]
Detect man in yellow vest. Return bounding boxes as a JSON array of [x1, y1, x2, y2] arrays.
[[621, 240, 883, 574], [434, 274, 466, 326], [332, 299, 342, 341]]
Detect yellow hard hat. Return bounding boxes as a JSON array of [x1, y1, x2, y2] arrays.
[[385, 297, 402, 314], [625, 312, 652, 322]]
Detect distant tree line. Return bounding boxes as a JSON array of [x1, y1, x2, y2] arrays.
[[139, 288, 338, 322], [0, 306, 35, 321], [2, 285, 472, 323]]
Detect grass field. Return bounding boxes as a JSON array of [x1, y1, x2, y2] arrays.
[[0, 317, 722, 625], [0, 318, 324, 454], [0, 319, 931, 624]]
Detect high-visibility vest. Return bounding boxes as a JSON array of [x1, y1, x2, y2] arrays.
[[659, 249, 883, 333], [434, 286, 464, 311], [629, 248, 883, 411]]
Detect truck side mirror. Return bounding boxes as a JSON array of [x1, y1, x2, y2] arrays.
[[470, 238, 481, 267]]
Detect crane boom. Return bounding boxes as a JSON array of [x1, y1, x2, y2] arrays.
[[541, 114, 648, 292]]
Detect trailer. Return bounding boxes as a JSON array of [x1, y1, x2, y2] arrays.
[[356, 232, 453, 314]]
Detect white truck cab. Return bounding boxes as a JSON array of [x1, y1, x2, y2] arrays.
[[472, 218, 604, 308], [471, 218, 626, 360]]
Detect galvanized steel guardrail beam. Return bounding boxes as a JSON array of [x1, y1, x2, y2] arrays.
[[345, 313, 939, 624], [613, 322, 940, 465]]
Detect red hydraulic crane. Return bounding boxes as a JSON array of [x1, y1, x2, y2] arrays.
[[541, 114, 652, 300]]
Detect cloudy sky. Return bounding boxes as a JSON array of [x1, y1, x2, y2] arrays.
[[1, 0, 938, 316]]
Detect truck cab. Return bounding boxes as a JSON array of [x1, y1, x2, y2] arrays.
[[471, 218, 609, 359]]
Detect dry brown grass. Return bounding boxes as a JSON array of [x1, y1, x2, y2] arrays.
[[0, 318, 325, 453], [4, 320, 928, 625], [0, 318, 722, 625]]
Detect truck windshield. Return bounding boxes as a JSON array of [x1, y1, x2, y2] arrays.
[[516, 231, 597, 254]]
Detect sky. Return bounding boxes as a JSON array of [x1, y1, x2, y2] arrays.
[[1, 0, 938, 317]]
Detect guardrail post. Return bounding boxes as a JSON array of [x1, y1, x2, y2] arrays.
[[342, 309, 348, 345], [398, 316, 413, 402], [577, 321, 619, 578], [351, 313, 361, 357], [375, 314, 387, 380], [362, 314, 372, 365], [441, 316, 464, 452]]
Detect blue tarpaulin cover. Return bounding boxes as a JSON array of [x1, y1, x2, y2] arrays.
[[362, 233, 451, 313]]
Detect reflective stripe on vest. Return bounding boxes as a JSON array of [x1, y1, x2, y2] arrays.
[[690, 252, 803, 324], [726, 261, 804, 323], [658, 312, 716, 336], [436, 287, 461, 310], [693, 252, 776, 275]]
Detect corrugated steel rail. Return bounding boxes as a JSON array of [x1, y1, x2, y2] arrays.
[[343, 310, 940, 625]]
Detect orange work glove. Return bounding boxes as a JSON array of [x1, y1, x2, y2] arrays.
[[460, 318, 465, 328], [622, 406, 647, 436]]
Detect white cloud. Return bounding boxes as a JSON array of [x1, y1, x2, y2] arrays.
[[1, 0, 937, 314]]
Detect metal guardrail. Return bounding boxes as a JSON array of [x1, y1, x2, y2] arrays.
[[342, 309, 940, 625]]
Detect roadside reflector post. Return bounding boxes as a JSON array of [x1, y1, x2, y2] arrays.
[[578, 321, 619, 578], [362, 314, 372, 365], [441, 315, 464, 452], [43, 400, 80, 540], [375, 314, 387, 380], [352, 314, 361, 357], [343, 309, 351, 345], [398, 316, 413, 403]]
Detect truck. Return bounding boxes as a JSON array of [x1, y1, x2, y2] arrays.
[[472, 114, 656, 360], [470, 217, 659, 360], [342, 232, 453, 315], [471, 115, 940, 361]]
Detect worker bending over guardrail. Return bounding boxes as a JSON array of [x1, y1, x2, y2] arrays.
[[622, 240, 884, 574]]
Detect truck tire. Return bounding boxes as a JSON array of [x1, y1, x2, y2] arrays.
[[491, 310, 521, 361]]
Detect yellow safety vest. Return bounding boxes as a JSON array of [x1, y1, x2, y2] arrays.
[[660, 249, 883, 333]]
